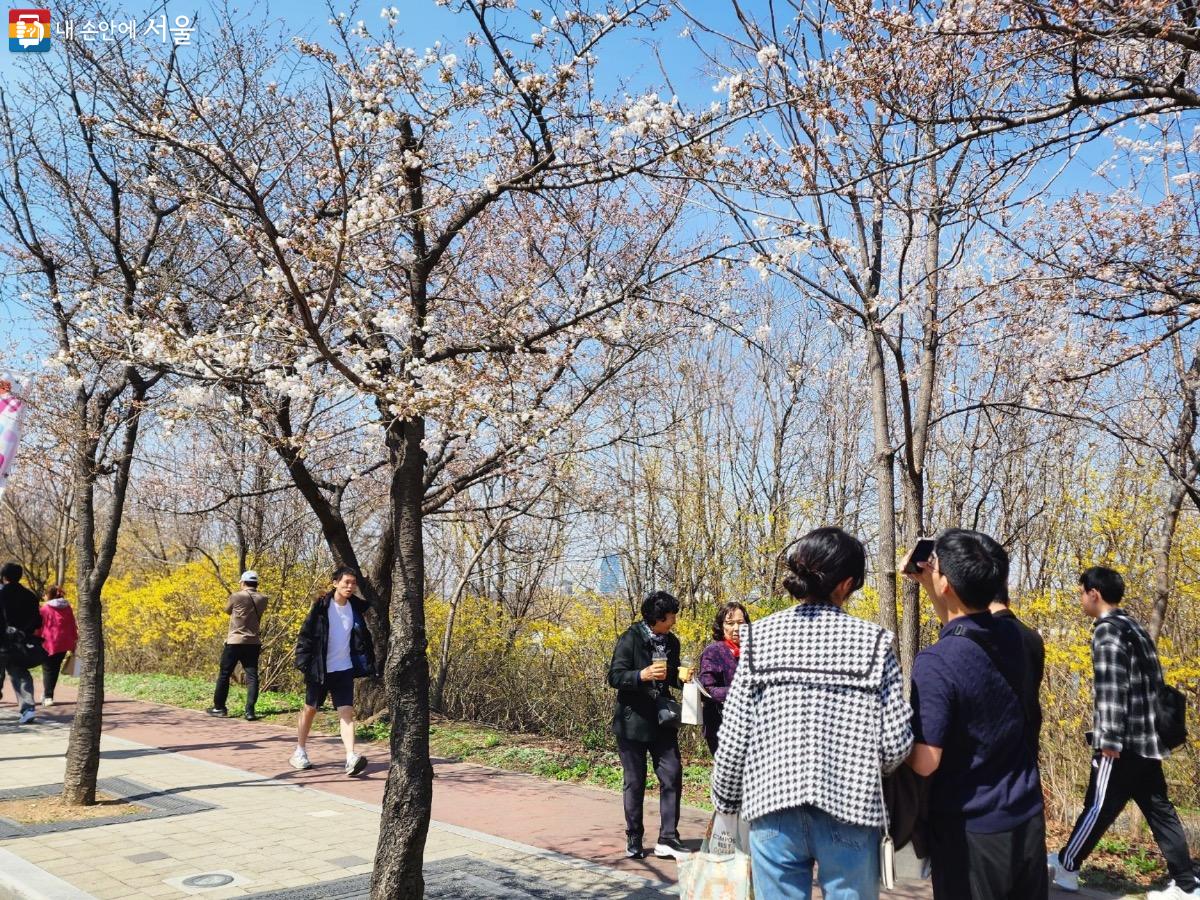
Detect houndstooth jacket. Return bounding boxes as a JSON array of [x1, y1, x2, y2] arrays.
[[1092, 609, 1166, 759], [710, 602, 914, 828]]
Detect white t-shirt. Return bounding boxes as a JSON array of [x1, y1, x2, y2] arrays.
[[326, 600, 354, 674]]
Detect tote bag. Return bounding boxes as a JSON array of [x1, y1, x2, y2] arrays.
[[678, 815, 753, 900]]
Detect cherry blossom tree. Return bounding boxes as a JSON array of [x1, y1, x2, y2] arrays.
[[676, 0, 1057, 669], [0, 73, 169, 804], [829, 0, 1200, 162], [47, 2, 729, 892]]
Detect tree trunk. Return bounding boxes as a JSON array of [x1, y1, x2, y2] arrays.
[[62, 374, 147, 805], [866, 329, 899, 637], [1149, 483, 1185, 641], [899, 471, 924, 676], [62, 580, 103, 804], [54, 481, 73, 587], [371, 416, 433, 899]]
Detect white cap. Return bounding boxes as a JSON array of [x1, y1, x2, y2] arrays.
[[240, 571, 259, 584]]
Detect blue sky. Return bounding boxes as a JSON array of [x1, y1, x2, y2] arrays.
[[0, 0, 1183, 367]]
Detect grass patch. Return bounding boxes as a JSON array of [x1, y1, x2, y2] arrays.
[[428, 719, 714, 810], [61, 672, 364, 743], [68, 672, 305, 721], [67, 672, 717, 807]]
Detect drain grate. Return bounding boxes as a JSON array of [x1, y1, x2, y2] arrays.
[[241, 856, 673, 899]]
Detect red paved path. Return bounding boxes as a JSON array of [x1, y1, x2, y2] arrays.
[[33, 686, 711, 886], [8, 689, 1125, 898]]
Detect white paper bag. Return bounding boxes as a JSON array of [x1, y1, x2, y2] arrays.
[[681, 680, 703, 725]]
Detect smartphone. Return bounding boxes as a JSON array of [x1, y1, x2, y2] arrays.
[[901, 538, 936, 575]]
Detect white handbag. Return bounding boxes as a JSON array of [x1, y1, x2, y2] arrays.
[[681, 680, 705, 726], [879, 759, 896, 888]]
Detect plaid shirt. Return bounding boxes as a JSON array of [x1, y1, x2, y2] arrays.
[[1092, 609, 1166, 759]]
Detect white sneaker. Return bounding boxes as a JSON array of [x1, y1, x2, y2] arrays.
[[345, 752, 367, 776], [1047, 852, 1079, 892], [41, 698, 54, 707], [1147, 886, 1200, 899], [289, 747, 312, 770]]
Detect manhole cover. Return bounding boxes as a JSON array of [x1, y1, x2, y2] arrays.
[[182, 873, 235, 888]]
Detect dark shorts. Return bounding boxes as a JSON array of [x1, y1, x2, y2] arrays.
[[305, 669, 355, 709]]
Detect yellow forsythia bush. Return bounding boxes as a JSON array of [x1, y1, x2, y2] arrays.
[[103, 554, 326, 692]]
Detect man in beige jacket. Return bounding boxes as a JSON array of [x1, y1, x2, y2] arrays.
[[207, 571, 269, 720]]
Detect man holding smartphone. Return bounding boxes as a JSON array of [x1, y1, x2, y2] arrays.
[[905, 530, 1048, 900]]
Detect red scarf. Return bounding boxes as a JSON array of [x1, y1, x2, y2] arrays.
[[724, 638, 740, 659]]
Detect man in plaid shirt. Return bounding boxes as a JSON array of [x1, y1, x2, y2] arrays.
[[1048, 567, 1197, 899]]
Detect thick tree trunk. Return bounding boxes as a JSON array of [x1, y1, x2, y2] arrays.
[[62, 581, 103, 804], [62, 374, 147, 805], [371, 417, 433, 899], [62, 389, 104, 806]]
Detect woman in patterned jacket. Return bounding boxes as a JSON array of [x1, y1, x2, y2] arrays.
[[711, 527, 914, 900]]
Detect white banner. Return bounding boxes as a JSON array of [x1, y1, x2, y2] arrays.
[[0, 376, 26, 498]]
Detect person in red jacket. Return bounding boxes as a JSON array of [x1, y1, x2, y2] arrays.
[[39, 585, 77, 707]]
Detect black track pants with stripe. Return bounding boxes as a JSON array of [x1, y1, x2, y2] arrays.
[[1057, 751, 1196, 890]]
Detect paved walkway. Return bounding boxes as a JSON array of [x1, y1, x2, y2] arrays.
[[0, 688, 1136, 899]]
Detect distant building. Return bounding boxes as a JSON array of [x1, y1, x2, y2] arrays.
[[598, 554, 624, 595]]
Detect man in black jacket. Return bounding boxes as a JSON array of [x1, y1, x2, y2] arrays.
[[290, 566, 376, 776], [1, 561, 41, 724], [608, 590, 693, 861]]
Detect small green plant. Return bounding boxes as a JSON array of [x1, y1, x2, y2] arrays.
[[1126, 848, 1162, 877], [355, 720, 391, 743]]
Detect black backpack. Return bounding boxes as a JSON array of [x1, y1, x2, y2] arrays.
[[1111, 617, 1188, 751]]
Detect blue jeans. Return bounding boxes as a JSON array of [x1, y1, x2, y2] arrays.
[[749, 806, 880, 900]]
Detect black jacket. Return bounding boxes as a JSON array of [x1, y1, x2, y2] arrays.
[[294, 594, 376, 684], [607, 623, 682, 743], [0, 582, 40, 635]]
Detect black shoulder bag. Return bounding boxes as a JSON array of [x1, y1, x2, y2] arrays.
[[1109, 617, 1188, 751], [950, 624, 1031, 734]]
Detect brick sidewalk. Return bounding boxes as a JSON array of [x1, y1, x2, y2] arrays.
[[0, 689, 1136, 899]]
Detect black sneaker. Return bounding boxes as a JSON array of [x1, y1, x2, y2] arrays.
[[244, 711, 258, 721], [625, 836, 645, 859], [653, 836, 691, 860], [206, 708, 228, 717]]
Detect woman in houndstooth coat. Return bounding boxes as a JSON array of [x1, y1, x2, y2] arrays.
[[711, 527, 913, 900]]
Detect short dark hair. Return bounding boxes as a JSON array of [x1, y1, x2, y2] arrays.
[[783, 527, 866, 602], [934, 529, 1007, 611], [712, 601, 751, 641], [1080, 566, 1124, 604], [984, 539, 1010, 605], [641, 590, 679, 626], [331, 565, 359, 583], [0, 562, 23, 583], [44, 584, 64, 600]]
